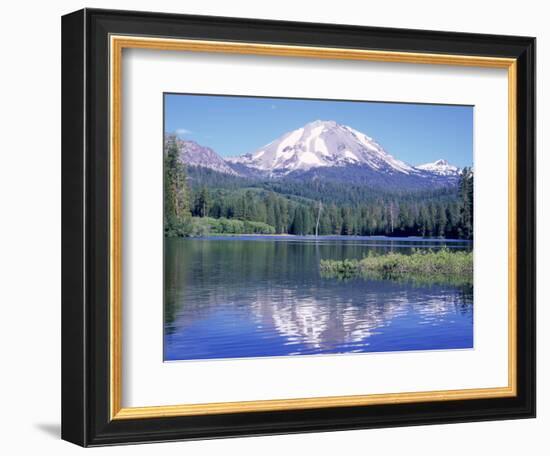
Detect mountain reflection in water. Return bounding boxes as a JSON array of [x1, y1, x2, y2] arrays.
[[164, 237, 473, 361]]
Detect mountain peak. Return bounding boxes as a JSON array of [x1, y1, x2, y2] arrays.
[[227, 120, 415, 176], [415, 159, 460, 176], [305, 119, 338, 128]]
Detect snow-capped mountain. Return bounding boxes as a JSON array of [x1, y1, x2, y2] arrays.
[[227, 120, 417, 177], [169, 122, 463, 189], [172, 138, 239, 176], [415, 159, 460, 177]]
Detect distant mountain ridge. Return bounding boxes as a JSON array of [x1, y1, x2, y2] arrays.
[[168, 137, 239, 176], [167, 120, 464, 189]]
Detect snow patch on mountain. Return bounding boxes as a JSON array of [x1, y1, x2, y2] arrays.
[[415, 159, 461, 176]]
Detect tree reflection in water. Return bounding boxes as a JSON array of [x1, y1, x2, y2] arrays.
[[164, 237, 473, 360]]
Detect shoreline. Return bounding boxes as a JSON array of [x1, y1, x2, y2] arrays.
[[166, 233, 473, 242]]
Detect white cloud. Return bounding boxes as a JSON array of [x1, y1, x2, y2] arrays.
[[175, 128, 192, 136]]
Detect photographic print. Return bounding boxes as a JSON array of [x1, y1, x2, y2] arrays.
[[163, 94, 474, 362], [62, 11, 535, 444]]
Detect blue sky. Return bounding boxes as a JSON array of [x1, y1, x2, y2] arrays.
[[164, 93, 473, 167]]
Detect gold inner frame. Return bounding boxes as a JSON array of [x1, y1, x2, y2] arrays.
[[109, 35, 518, 420]]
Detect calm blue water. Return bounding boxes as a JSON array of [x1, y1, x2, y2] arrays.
[[164, 236, 473, 361]]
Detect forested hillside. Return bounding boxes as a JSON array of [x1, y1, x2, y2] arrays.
[[164, 138, 473, 239]]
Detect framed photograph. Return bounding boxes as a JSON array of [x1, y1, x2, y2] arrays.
[[61, 8, 535, 446]]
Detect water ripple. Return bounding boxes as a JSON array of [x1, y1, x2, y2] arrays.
[[164, 238, 473, 361]]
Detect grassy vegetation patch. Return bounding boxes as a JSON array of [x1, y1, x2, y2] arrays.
[[320, 248, 473, 285]]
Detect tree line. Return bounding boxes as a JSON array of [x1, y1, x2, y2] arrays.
[[164, 139, 474, 239]]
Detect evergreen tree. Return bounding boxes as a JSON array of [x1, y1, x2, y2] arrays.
[[265, 192, 277, 228], [302, 206, 313, 235], [277, 198, 289, 234], [195, 186, 211, 217], [341, 207, 354, 235], [164, 138, 192, 235], [436, 204, 447, 238], [290, 207, 304, 235], [458, 167, 474, 239]]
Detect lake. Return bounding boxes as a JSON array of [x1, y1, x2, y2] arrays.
[[164, 236, 473, 361]]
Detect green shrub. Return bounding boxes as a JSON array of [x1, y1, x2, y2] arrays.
[[180, 217, 276, 236]]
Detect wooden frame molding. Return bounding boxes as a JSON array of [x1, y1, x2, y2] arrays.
[[109, 35, 518, 421]]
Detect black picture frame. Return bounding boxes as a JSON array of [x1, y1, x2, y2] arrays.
[[62, 7, 536, 447]]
